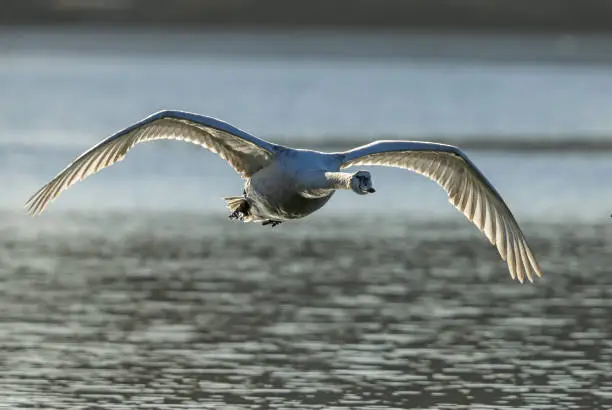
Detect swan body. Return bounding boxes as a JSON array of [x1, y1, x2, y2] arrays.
[[235, 149, 340, 223], [25, 110, 542, 283]]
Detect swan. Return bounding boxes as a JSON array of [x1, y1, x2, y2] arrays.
[[25, 110, 542, 283]]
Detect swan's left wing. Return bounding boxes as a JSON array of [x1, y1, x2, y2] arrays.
[[340, 140, 542, 283], [25, 110, 280, 215]]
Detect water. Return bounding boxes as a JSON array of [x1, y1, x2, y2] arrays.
[[1, 213, 612, 409], [2, 29, 612, 219], [2, 27, 612, 408], [3, 28, 612, 141]]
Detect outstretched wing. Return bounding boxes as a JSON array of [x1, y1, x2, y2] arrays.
[[340, 140, 542, 283], [25, 110, 280, 215]]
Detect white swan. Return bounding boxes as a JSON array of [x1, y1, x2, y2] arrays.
[[25, 110, 542, 283]]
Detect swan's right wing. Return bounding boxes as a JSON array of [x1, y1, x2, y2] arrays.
[[340, 140, 542, 283], [25, 110, 280, 215]]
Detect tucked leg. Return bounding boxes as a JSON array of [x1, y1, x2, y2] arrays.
[[262, 220, 283, 227], [225, 196, 251, 221], [229, 210, 244, 221]]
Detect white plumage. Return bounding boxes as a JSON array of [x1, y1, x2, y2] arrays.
[[25, 110, 542, 283]]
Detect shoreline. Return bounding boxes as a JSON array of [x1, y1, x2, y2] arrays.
[[4, 0, 612, 33]]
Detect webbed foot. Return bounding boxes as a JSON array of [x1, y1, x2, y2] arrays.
[[226, 196, 251, 222], [262, 220, 283, 227], [229, 210, 246, 221]]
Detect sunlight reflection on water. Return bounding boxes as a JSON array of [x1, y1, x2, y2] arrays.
[[0, 213, 611, 408]]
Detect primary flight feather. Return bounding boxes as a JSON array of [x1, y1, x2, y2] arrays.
[[25, 110, 542, 283]]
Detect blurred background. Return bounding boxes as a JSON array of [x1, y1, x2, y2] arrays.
[[2, 1, 612, 409], [2, 0, 612, 217]]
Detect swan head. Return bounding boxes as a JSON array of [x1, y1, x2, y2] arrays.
[[350, 171, 376, 195]]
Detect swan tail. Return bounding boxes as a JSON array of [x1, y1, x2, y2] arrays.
[[223, 196, 254, 222], [223, 196, 246, 212]]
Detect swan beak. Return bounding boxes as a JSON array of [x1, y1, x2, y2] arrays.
[[367, 188, 376, 193]]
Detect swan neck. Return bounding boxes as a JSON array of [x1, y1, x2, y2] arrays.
[[324, 172, 353, 190]]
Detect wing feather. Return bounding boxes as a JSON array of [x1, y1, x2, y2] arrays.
[[339, 140, 542, 282], [25, 110, 279, 215]]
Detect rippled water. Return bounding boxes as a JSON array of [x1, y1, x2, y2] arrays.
[[1, 212, 611, 408]]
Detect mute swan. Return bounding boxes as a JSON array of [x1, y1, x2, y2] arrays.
[[25, 110, 542, 283]]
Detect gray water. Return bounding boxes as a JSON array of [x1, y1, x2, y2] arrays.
[[3, 29, 612, 219], [4, 28, 612, 142], [2, 27, 612, 408], [1, 213, 612, 409]]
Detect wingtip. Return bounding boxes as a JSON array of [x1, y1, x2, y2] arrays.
[[521, 267, 542, 284], [23, 202, 35, 216], [23, 206, 39, 217], [526, 263, 543, 283], [534, 265, 544, 278], [509, 266, 541, 284], [23, 198, 43, 217], [508, 266, 516, 281], [525, 269, 534, 284]]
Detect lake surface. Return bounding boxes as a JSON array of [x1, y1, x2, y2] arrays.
[[1, 27, 612, 408], [2, 28, 612, 220], [1, 213, 612, 409], [3, 28, 612, 142]]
